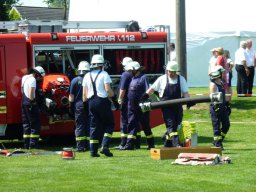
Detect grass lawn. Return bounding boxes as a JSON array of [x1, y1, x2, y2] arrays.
[[0, 87, 256, 192]]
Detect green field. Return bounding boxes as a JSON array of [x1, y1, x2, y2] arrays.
[[0, 87, 256, 192]]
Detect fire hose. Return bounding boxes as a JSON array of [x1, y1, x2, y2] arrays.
[[139, 92, 222, 112]]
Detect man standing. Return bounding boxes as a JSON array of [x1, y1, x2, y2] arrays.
[[245, 39, 256, 94], [121, 61, 155, 150], [116, 57, 133, 149], [82, 54, 117, 157], [69, 61, 90, 152], [143, 61, 190, 147], [235, 41, 249, 95], [21, 66, 45, 149]]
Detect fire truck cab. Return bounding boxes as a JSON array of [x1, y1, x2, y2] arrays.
[[0, 21, 170, 139]]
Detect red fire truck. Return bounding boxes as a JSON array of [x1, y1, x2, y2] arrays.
[[0, 21, 170, 139]]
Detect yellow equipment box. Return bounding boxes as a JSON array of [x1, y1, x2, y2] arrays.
[[150, 147, 222, 160]]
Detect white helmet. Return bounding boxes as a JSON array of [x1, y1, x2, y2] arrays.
[[121, 57, 133, 66], [90, 54, 105, 68], [165, 61, 179, 72], [127, 61, 143, 70], [34, 66, 45, 77], [78, 61, 90, 74]]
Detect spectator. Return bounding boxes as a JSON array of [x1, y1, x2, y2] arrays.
[[245, 39, 256, 95], [235, 41, 249, 95], [170, 43, 176, 61], [223, 50, 234, 113], [208, 48, 218, 75]]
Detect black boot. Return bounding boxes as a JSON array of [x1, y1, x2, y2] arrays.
[[114, 137, 127, 149], [120, 138, 135, 150], [100, 147, 113, 157], [91, 153, 100, 157], [172, 135, 182, 148], [164, 139, 173, 147], [146, 137, 155, 150], [90, 143, 100, 157], [135, 134, 141, 149], [23, 138, 30, 149]]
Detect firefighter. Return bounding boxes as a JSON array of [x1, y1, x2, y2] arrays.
[[21, 66, 45, 149], [69, 61, 90, 152], [82, 54, 118, 157], [209, 65, 230, 149], [115, 57, 133, 149], [142, 61, 190, 147], [121, 61, 155, 150]]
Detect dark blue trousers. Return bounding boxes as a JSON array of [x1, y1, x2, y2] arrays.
[[75, 101, 90, 150], [210, 104, 230, 147], [89, 96, 114, 154], [21, 104, 41, 148]]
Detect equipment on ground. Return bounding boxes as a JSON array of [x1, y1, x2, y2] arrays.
[[61, 148, 76, 160], [0, 148, 62, 157]]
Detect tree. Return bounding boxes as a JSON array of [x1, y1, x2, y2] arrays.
[[43, 0, 69, 19], [43, 0, 69, 8], [0, 0, 20, 21]]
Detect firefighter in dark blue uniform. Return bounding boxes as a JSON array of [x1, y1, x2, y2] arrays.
[[69, 61, 90, 152], [209, 65, 230, 149], [143, 61, 190, 147], [21, 66, 45, 149], [121, 61, 155, 150], [82, 54, 118, 157], [116, 57, 133, 149]]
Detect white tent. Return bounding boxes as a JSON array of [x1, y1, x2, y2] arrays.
[[183, 31, 256, 87]]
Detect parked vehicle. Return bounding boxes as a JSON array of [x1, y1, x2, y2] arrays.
[[0, 22, 169, 139]]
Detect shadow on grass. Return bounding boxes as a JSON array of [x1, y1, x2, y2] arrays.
[[1, 135, 76, 151], [198, 136, 212, 144], [232, 98, 256, 110]]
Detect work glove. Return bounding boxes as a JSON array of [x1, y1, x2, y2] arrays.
[[213, 103, 222, 115], [118, 98, 123, 110], [225, 102, 231, 116], [68, 101, 75, 118], [111, 95, 120, 110], [186, 102, 196, 110], [140, 93, 149, 102]]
